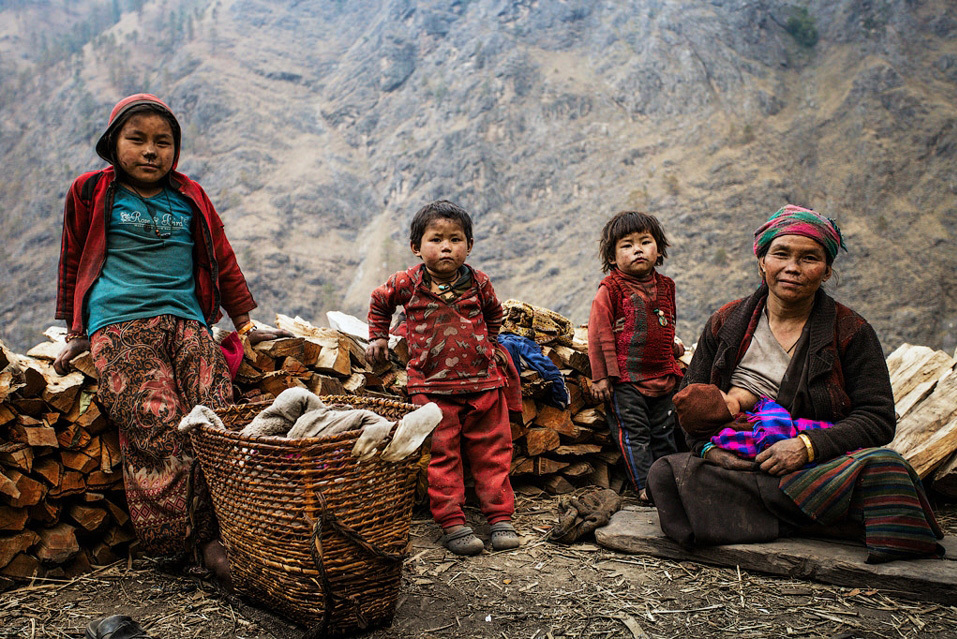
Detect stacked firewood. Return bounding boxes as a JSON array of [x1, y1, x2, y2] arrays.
[[0, 331, 131, 590], [256, 315, 631, 495], [887, 343, 957, 497], [13, 309, 953, 587], [506, 336, 631, 495]]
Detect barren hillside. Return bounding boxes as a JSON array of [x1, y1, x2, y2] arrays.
[[1, 0, 955, 352]]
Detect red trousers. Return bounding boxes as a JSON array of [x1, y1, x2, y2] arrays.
[[412, 388, 515, 529]]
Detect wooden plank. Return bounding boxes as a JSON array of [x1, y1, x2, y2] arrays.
[[521, 397, 538, 425], [595, 508, 957, 605]]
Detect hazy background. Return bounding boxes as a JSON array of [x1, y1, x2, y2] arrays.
[[1, 0, 955, 353]]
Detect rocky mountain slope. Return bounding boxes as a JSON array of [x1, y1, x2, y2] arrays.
[[1, 0, 955, 353]]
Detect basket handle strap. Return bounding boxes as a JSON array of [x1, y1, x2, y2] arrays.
[[304, 488, 407, 638]]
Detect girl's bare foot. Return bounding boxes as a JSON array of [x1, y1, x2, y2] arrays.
[[201, 539, 233, 591]]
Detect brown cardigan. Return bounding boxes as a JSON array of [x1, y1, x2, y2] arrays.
[[682, 283, 896, 462]]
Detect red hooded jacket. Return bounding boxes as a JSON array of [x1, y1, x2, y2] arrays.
[[56, 94, 256, 334]]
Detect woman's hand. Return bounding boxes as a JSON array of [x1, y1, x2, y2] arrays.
[[245, 327, 292, 345], [53, 339, 90, 376], [366, 338, 389, 364], [703, 446, 757, 471], [590, 378, 613, 402], [755, 438, 808, 476]]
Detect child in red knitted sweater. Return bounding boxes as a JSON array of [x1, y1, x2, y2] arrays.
[[366, 201, 520, 555], [587, 211, 685, 501]]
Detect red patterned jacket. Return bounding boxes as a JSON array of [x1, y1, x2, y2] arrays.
[[55, 167, 256, 334], [368, 264, 506, 395], [588, 269, 683, 385]]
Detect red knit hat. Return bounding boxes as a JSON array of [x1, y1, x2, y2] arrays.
[[95, 94, 181, 168]]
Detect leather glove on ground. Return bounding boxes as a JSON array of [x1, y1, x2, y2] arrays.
[[549, 488, 622, 544]]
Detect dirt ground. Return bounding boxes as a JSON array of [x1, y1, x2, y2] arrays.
[[2, 493, 956, 639]]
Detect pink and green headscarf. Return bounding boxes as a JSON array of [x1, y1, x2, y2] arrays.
[[753, 205, 846, 263]]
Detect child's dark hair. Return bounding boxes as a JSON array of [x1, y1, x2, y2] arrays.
[[410, 200, 473, 249], [599, 211, 669, 273]]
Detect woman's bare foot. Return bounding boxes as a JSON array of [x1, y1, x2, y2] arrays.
[[201, 539, 233, 591]]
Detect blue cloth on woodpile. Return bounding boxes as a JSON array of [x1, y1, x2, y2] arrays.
[[498, 332, 569, 408]]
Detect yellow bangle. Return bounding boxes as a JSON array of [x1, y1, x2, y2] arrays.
[[797, 433, 815, 462], [237, 321, 257, 337]]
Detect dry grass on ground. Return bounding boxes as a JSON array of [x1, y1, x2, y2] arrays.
[[1, 495, 955, 639]]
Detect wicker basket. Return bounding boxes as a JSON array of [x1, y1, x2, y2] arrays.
[[190, 396, 420, 637]]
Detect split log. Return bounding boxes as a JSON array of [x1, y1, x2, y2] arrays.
[[0, 553, 39, 579], [572, 407, 605, 427], [35, 523, 79, 564], [30, 500, 61, 524], [0, 443, 33, 473], [0, 473, 19, 501], [554, 444, 603, 456], [33, 458, 63, 486], [890, 369, 957, 477], [0, 505, 28, 531], [307, 375, 347, 396], [560, 461, 594, 478], [68, 504, 109, 534], [0, 530, 39, 568], [75, 402, 107, 435], [57, 421, 91, 450], [543, 475, 575, 495], [2, 471, 46, 507], [534, 406, 578, 437], [525, 428, 560, 456], [550, 345, 591, 376], [7, 420, 58, 448]]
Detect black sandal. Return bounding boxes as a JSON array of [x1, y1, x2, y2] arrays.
[[84, 615, 151, 639]]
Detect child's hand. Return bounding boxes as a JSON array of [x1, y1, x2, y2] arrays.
[[672, 336, 685, 358], [703, 446, 757, 471], [590, 378, 613, 402], [53, 338, 90, 376], [366, 338, 389, 364]]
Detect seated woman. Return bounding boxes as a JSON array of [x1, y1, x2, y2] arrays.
[[646, 205, 944, 564]]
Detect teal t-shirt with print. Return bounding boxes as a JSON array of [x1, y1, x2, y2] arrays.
[[85, 186, 206, 335]]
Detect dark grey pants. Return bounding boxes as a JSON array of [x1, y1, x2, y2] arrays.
[[606, 383, 678, 491]]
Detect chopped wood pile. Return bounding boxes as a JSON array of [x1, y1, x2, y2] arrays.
[[251, 315, 632, 495], [887, 343, 957, 497], [505, 329, 631, 496], [0, 330, 130, 591]]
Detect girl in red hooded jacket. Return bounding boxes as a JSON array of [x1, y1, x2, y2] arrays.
[[53, 94, 288, 585]]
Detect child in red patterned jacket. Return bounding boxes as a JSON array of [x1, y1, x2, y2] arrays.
[[366, 201, 520, 555], [588, 211, 685, 501]]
